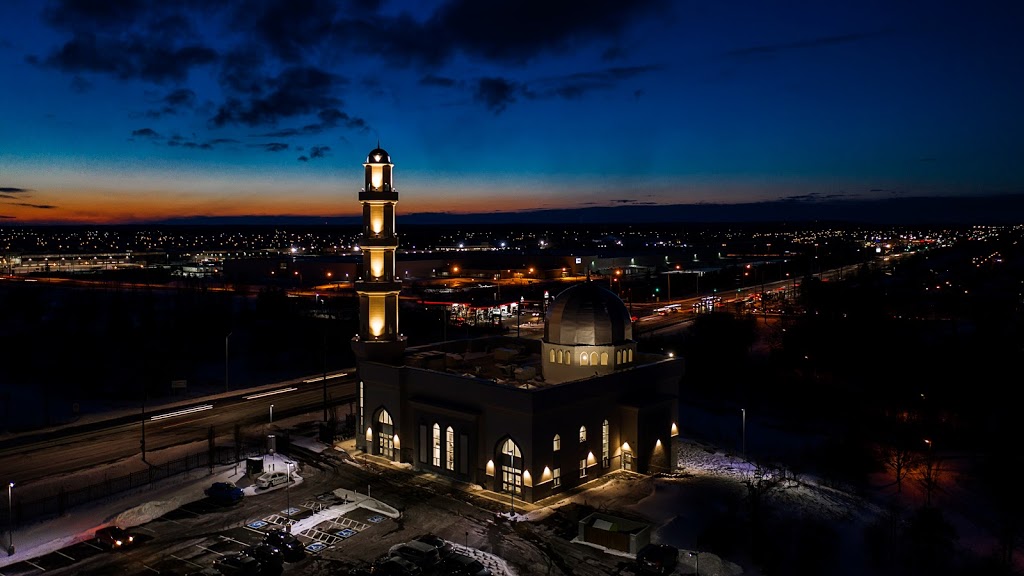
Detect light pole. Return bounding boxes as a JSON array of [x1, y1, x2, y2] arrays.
[[689, 551, 699, 575], [7, 481, 13, 556], [225, 331, 233, 393], [741, 408, 746, 460], [285, 463, 293, 532], [270, 404, 274, 424]]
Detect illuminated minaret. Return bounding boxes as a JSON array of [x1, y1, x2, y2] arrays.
[[351, 145, 407, 364]]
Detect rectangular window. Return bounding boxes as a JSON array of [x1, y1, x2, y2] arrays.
[[553, 468, 561, 487], [579, 458, 587, 478]]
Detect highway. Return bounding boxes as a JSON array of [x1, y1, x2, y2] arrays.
[[0, 372, 357, 490]]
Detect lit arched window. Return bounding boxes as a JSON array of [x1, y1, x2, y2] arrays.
[[580, 352, 589, 365], [500, 438, 523, 495], [616, 350, 621, 364], [602, 420, 609, 466], [565, 350, 571, 365], [377, 409, 394, 459], [432, 423, 441, 467], [550, 349, 555, 363], [446, 426, 455, 471], [553, 434, 561, 452], [589, 352, 598, 365], [600, 352, 608, 365], [579, 426, 587, 442], [557, 349, 563, 364]]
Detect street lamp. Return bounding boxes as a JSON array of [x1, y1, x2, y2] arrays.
[[689, 551, 699, 575], [270, 404, 274, 424], [7, 481, 13, 556], [741, 408, 746, 460], [285, 463, 293, 532]]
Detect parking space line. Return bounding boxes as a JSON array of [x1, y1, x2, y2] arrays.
[[195, 545, 224, 556], [83, 541, 104, 550], [55, 550, 76, 560], [220, 536, 250, 546], [141, 564, 160, 573], [243, 526, 267, 536], [171, 554, 203, 568], [24, 560, 45, 571]]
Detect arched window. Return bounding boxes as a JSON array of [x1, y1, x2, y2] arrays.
[[627, 349, 633, 362], [446, 426, 455, 471], [565, 350, 571, 365], [600, 352, 608, 366], [549, 349, 555, 363], [553, 434, 561, 452], [500, 438, 522, 495], [580, 352, 589, 366], [579, 426, 587, 442], [589, 352, 598, 365], [377, 409, 394, 459], [432, 423, 441, 467], [557, 349, 563, 364], [616, 350, 621, 364], [602, 420, 610, 467]]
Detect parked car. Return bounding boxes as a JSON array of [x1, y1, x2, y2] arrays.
[[439, 552, 491, 576], [204, 481, 244, 504], [637, 543, 679, 574], [414, 533, 454, 558], [388, 540, 441, 569], [213, 551, 264, 576], [373, 556, 422, 576], [256, 470, 290, 489], [263, 529, 306, 562], [247, 542, 284, 568], [95, 526, 135, 549]]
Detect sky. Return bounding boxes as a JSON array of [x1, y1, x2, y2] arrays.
[[1, 0, 1022, 224]]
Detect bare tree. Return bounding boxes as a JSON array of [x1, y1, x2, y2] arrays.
[[878, 443, 917, 493]]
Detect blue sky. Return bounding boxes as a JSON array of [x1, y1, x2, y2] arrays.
[[1, 0, 1022, 224]]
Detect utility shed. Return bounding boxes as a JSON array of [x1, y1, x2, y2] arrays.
[[577, 512, 650, 554]]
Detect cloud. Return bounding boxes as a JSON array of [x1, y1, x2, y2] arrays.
[[209, 66, 345, 127], [309, 145, 330, 158], [297, 155, 308, 162], [533, 65, 659, 99], [131, 127, 161, 138], [70, 75, 93, 93], [726, 31, 887, 58], [12, 203, 57, 209], [0, 187, 31, 193], [255, 107, 369, 137], [475, 77, 519, 113], [36, 1, 220, 83], [262, 142, 289, 152]]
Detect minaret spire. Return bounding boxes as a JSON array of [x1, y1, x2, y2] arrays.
[[352, 145, 406, 364]]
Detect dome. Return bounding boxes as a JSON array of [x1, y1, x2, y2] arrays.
[[544, 282, 633, 346], [366, 147, 391, 164]]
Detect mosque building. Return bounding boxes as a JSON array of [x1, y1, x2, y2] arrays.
[[351, 146, 684, 503]]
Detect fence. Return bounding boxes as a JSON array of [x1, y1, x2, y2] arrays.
[[1, 442, 264, 528]]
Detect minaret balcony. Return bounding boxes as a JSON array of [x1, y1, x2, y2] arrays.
[[354, 280, 403, 293], [359, 190, 399, 202], [360, 236, 399, 248]]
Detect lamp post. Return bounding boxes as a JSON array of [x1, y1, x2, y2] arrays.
[[224, 331, 233, 393], [270, 404, 274, 424], [689, 551, 699, 575], [285, 463, 293, 532], [7, 481, 13, 556], [741, 408, 746, 460]]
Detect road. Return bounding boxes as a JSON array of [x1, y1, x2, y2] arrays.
[[0, 373, 357, 489]]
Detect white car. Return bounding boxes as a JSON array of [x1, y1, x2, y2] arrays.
[[256, 470, 290, 489]]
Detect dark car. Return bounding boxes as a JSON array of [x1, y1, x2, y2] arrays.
[[213, 552, 264, 576], [373, 556, 422, 576], [247, 542, 284, 568], [95, 526, 135, 550], [204, 481, 244, 504], [263, 529, 306, 562], [388, 541, 440, 569], [414, 533, 454, 558], [439, 552, 492, 576], [637, 543, 679, 574]]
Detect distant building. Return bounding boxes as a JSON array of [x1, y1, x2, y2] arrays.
[[351, 147, 683, 503]]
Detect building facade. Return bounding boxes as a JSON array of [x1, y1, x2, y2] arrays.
[[351, 147, 683, 503]]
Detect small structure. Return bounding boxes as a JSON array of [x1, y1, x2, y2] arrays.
[[577, 512, 650, 554]]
